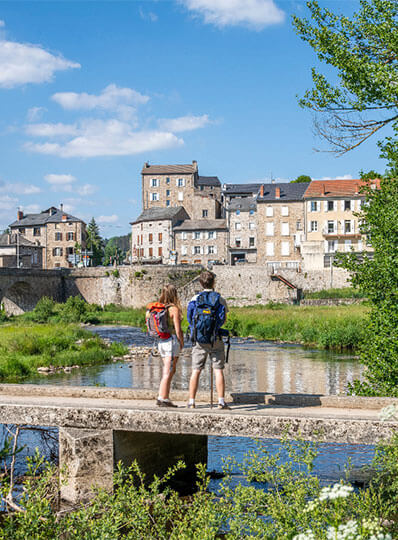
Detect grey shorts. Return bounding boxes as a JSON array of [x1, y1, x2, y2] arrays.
[[192, 338, 225, 370]]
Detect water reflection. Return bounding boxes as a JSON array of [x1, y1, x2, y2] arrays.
[[28, 326, 363, 395]]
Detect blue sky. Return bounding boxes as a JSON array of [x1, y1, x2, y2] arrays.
[[0, 0, 387, 235]]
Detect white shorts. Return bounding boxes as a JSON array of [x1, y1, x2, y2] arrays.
[[157, 336, 181, 358]]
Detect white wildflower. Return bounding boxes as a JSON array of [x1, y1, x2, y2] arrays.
[[304, 500, 318, 512], [319, 483, 354, 501], [293, 531, 316, 540], [379, 404, 398, 422], [326, 520, 358, 540], [369, 534, 392, 540], [363, 518, 382, 535]]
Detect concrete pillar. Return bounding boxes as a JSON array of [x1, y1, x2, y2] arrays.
[[114, 431, 208, 493], [59, 427, 113, 504]]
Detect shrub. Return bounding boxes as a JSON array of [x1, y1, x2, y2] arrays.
[[28, 297, 56, 323]]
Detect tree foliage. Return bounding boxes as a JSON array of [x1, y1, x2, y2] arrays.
[[104, 233, 131, 265], [335, 177, 398, 396], [293, 1, 398, 155], [291, 175, 312, 183], [86, 217, 104, 266]]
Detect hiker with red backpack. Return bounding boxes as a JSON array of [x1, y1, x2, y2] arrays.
[[187, 270, 230, 410], [146, 284, 184, 408]]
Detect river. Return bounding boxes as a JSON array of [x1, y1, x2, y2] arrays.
[[12, 325, 374, 492]]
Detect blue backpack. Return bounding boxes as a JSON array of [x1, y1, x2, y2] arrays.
[[188, 291, 226, 345]]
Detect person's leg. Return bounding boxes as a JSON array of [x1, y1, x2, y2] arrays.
[[211, 339, 230, 409], [189, 368, 201, 400], [158, 355, 172, 400], [188, 344, 207, 407], [214, 368, 225, 399], [164, 355, 178, 398]]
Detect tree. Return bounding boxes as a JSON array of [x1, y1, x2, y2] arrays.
[[86, 218, 104, 266], [293, 1, 398, 156], [359, 169, 381, 180], [291, 175, 312, 183], [334, 177, 398, 396]]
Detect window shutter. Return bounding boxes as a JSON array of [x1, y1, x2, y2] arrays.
[[351, 220, 355, 233], [334, 220, 337, 233], [324, 201, 328, 212], [192, 232, 195, 240], [214, 231, 217, 239], [334, 201, 337, 211], [191, 247, 195, 255], [350, 200, 355, 211], [200, 246, 204, 255], [307, 201, 312, 211], [214, 246, 217, 254], [341, 200, 345, 211], [324, 240, 328, 253]]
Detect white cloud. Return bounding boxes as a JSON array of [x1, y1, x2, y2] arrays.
[[27, 119, 183, 157], [158, 114, 211, 132], [77, 184, 97, 196], [20, 203, 40, 213], [0, 181, 41, 195], [52, 84, 149, 114], [180, 0, 285, 29], [26, 122, 79, 137], [0, 39, 80, 88], [97, 214, 118, 223], [27, 106, 46, 122], [139, 8, 158, 22], [0, 194, 17, 211], [318, 174, 354, 180], [44, 173, 77, 186]]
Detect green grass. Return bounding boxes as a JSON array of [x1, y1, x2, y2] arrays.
[[303, 287, 366, 299], [0, 323, 127, 382], [225, 304, 368, 351]]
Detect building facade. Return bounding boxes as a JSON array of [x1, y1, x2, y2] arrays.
[[9, 206, 86, 269], [226, 197, 257, 264], [256, 183, 309, 271], [174, 220, 228, 265], [0, 233, 43, 268]]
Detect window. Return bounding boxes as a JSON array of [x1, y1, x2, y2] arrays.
[[266, 222, 274, 236], [266, 206, 273, 217], [18, 227, 25, 234], [344, 240, 352, 252], [208, 246, 215, 254], [166, 200, 170, 207], [249, 237, 255, 247], [202, 209, 208, 218], [249, 209, 255, 216], [151, 178, 158, 187], [327, 221, 335, 233], [53, 247, 63, 256], [327, 200, 334, 211], [166, 177, 170, 184], [310, 201, 318, 212], [281, 241, 290, 256], [182, 232, 187, 240], [200, 186, 204, 191], [33, 227, 41, 236], [344, 220, 351, 233], [166, 190, 170, 196], [67, 232, 75, 241], [158, 247, 162, 257], [266, 242, 274, 256], [296, 221, 302, 231], [178, 192, 184, 201], [249, 222, 255, 230], [235, 223, 241, 230], [327, 240, 337, 253], [281, 222, 289, 236], [194, 231, 201, 240], [208, 231, 215, 239], [177, 178, 185, 187], [310, 221, 318, 232], [66, 247, 74, 255], [281, 206, 289, 216], [235, 239, 241, 248], [148, 233, 153, 244], [151, 193, 159, 201], [194, 246, 201, 254], [236, 210, 240, 215], [344, 200, 351, 211], [55, 232, 62, 241], [181, 246, 187, 255], [158, 233, 162, 242], [149, 248, 153, 257]]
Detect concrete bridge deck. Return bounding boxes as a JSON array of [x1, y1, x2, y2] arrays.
[[1, 385, 397, 504]]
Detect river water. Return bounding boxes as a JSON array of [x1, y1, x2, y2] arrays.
[[16, 325, 375, 491]]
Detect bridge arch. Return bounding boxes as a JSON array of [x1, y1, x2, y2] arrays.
[[1, 281, 39, 315]]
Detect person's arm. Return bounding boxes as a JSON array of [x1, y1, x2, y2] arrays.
[[169, 306, 184, 349]]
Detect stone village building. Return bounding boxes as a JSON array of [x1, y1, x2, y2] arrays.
[[0, 233, 43, 269], [9, 206, 86, 269], [132, 161, 375, 271]]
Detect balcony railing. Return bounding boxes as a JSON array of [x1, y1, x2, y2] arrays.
[[322, 224, 361, 237]]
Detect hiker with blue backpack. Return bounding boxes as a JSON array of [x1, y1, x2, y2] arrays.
[[187, 270, 230, 410], [146, 284, 184, 408]]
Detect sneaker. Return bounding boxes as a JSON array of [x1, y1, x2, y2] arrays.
[[187, 402, 196, 409], [156, 399, 178, 408], [217, 403, 231, 410]]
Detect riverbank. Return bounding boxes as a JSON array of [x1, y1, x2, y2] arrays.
[[0, 323, 126, 382]]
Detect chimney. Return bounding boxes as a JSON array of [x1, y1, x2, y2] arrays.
[[354, 183, 359, 195], [17, 209, 24, 221], [321, 184, 326, 196], [145, 161, 150, 168], [259, 184, 264, 198], [60, 203, 63, 212], [192, 160, 198, 172], [275, 187, 281, 199]]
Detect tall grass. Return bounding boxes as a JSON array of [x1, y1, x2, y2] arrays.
[[303, 287, 366, 299], [225, 304, 368, 351], [0, 324, 126, 382]]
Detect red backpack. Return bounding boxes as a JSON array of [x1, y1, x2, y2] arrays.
[[146, 302, 171, 340]]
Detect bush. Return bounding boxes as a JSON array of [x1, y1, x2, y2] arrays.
[[28, 297, 56, 323]]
